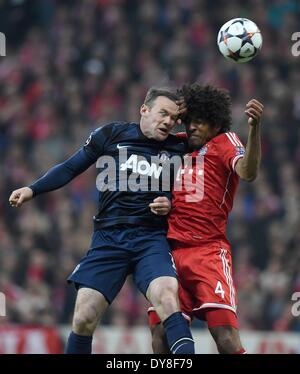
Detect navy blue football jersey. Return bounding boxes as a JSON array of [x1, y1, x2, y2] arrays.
[[84, 122, 186, 229]]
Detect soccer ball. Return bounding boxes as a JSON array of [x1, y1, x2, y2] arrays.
[[217, 18, 262, 63]]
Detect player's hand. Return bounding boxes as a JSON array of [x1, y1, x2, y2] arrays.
[[175, 98, 187, 125], [245, 99, 264, 127], [9, 187, 33, 208], [149, 196, 171, 215]]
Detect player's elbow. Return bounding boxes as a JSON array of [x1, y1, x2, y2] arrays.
[[236, 161, 259, 182], [240, 172, 257, 182]]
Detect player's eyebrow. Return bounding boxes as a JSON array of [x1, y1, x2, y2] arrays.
[[192, 118, 205, 124]]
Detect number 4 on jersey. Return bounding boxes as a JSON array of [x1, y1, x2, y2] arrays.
[[215, 281, 225, 299]]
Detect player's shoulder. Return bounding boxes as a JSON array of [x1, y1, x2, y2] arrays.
[[90, 121, 134, 138], [83, 121, 131, 148], [93, 121, 132, 133], [212, 131, 243, 148]]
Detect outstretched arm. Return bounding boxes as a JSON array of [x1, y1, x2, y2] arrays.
[[235, 99, 264, 182], [9, 148, 95, 207]]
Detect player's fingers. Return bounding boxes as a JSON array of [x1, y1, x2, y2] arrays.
[[9, 200, 17, 207], [149, 203, 164, 210], [178, 105, 187, 113], [245, 110, 255, 120], [149, 202, 169, 209], [153, 196, 169, 203], [245, 109, 260, 119], [176, 98, 185, 106], [150, 198, 171, 213], [246, 103, 263, 113], [151, 198, 170, 206], [151, 207, 169, 215], [10, 197, 17, 203], [245, 108, 259, 115], [250, 108, 262, 119], [246, 98, 262, 106], [152, 206, 167, 211], [249, 99, 264, 108], [149, 201, 171, 215], [246, 101, 264, 112], [9, 191, 18, 201], [176, 99, 187, 114], [14, 196, 23, 207], [178, 105, 187, 115], [248, 105, 263, 117], [9, 192, 19, 207], [150, 207, 160, 215]]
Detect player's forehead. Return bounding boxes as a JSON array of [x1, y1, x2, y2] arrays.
[[152, 96, 178, 114], [187, 118, 210, 126]]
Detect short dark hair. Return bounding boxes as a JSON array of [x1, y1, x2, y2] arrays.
[[144, 87, 179, 108], [179, 83, 232, 133]]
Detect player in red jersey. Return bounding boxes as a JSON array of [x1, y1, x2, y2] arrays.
[[148, 84, 264, 354]]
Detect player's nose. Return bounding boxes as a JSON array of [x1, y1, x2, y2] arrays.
[[187, 123, 197, 132], [163, 117, 175, 128], [164, 115, 173, 124]]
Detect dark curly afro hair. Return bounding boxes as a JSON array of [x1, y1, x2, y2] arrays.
[[178, 83, 232, 133]]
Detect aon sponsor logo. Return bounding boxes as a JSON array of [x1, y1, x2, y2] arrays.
[[120, 154, 163, 178]]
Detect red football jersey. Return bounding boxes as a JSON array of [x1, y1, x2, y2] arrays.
[[168, 132, 245, 247]]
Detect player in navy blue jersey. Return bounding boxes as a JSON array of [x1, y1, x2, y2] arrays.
[[9, 88, 195, 354]]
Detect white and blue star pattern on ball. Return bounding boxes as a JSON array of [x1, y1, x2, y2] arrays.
[[217, 18, 262, 63]]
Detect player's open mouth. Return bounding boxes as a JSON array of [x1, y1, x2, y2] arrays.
[[158, 128, 169, 135]]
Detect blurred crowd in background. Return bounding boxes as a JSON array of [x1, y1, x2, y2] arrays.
[[0, 0, 299, 332]]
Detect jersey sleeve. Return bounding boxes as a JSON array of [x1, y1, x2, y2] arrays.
[[29, 123, 116, 196], [175, 132, 187, 139], [83, 123, 116, 161], [29, 148, 95, 196], [220, 132, 245, 172]]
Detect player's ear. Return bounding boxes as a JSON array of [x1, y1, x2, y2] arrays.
[[140, 104, 149, 116]]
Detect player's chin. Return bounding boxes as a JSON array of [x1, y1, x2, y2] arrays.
[[154, 129, 170, 141], [188, 136, 202, 150]]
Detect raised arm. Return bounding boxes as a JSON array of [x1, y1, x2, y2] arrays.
[[235, 99, 264, 182]]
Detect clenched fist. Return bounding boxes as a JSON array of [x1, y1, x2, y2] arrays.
[[9, 187, 33, 208], [149, 196, 171, 216], [245, 99, 264, 127]]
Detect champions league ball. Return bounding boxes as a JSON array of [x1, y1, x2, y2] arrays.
[[217, 18, 262, 63]]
